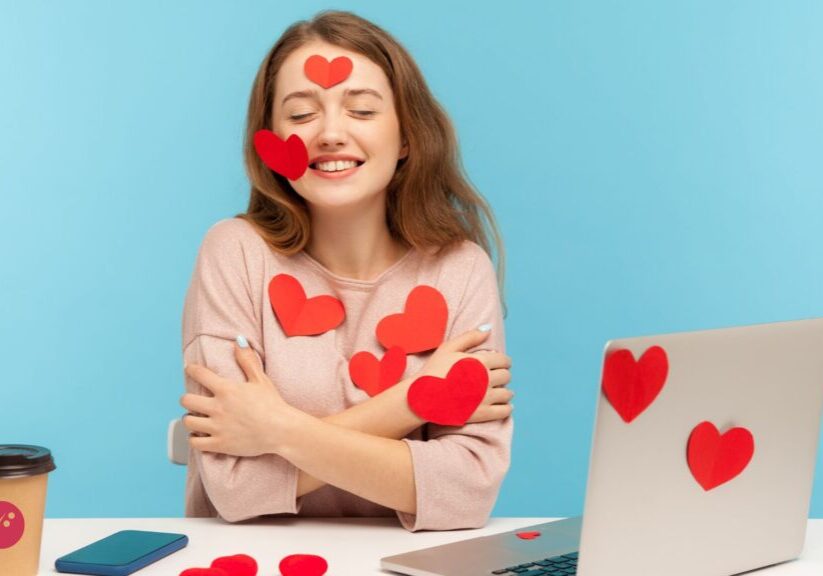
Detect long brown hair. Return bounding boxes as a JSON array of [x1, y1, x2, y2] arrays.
[[238, 10, 506, 296]]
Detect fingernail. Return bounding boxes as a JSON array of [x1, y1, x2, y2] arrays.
[[478, 323, 492, 333], [236, 335, 249, 348]]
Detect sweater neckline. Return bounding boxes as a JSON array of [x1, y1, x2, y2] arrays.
[[298, 246, 418, 290]]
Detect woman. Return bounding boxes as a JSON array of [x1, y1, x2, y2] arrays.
[[180, 10, 513, 532]]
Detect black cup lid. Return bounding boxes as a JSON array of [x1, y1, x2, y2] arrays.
[[0, 445, 56, 478]]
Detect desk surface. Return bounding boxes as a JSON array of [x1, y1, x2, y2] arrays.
[[39, 517, 823, 575]]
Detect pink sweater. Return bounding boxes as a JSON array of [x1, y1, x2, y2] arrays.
[[181, 218, 512, 531]]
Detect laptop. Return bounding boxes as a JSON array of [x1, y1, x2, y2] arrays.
[[381, 317, 823, 576]]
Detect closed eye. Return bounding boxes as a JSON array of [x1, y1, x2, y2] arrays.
[[351, 110, 376, 118], [289, 113, 314, 121]]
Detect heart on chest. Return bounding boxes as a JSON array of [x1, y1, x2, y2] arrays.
[[268, 274, 345, 337]]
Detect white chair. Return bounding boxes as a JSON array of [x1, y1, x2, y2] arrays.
[[167, 418, 189, 465]]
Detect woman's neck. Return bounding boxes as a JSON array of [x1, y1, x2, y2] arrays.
[[305, 195, 409, 281]]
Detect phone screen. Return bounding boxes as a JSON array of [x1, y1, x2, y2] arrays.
[[58, 530, 186, 566]]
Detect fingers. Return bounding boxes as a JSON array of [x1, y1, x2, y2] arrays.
[[179, 392, 217, 416], [189, 434, 219, 453], [184, 364, 226, 394], [440, 325, 492, 353], [489, 368, 512, 388], [233, 337, 267, 383], [470, 403, 514, 424], [486, 386, 514, 404], [473, 351, 512, 371], [182, 414, 217, 436]]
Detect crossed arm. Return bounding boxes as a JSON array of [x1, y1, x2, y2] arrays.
[[181, 329, 512, 516]]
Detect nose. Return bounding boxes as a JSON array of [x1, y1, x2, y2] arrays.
[[316, 112, 348, 149]]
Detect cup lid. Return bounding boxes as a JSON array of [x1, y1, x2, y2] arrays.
[[0, 445, 56, 478]]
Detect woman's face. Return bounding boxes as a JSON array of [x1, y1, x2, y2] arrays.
[[272, 40, 406, 212]]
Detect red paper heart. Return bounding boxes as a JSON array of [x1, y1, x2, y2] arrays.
[[304, 55, 353, 88], [349, 346, 407, 396], [211, 554, 257, 576], [601, 345, 668, 423], [253, 130, 308, 180], [376, 285, 448, 354], [180, 568, 228, 576], [407, 357, 488, 426], [269, 274, 345, 337], [516, 531, 541, 540], [279, 554, 328, 576], [687, 421, 755, 491]]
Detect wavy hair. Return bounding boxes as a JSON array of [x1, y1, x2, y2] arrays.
[[237, 10, 505, 297]]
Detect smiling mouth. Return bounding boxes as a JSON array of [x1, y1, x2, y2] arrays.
[[310, 159, 365, 174]]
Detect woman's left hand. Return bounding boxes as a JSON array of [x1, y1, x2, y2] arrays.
[[180, 341, 296, 457]]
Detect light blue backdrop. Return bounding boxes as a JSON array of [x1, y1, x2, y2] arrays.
[[2, 0, 822, 519]]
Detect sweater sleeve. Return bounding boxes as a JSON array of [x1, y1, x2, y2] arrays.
[[182, 219, 302, 522], [397, 244, 513, 531]]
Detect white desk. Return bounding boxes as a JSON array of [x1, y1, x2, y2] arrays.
[[39, 517, 823, 575]]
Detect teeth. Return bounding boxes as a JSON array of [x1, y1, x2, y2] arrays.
[[316, 160, 358, 172]]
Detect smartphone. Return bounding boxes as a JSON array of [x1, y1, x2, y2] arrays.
[[54, 530, 188, 575]]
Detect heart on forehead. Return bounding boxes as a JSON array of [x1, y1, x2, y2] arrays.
[[601, 345, 668, 423], [279, 554, 328, 576], [376, 285, 448, 354], [304, 55, 353, 88], [253, 130, 308, 181], [687, 421, 755, 491], [268, 274, 345, 337], [407, 357, 488, 426], [349, 346, 407, 397]]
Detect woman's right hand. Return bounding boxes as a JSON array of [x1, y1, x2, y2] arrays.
[[417, 327, 514, 423]]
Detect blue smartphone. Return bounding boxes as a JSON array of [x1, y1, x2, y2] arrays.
[[54, 530, 188, 575]]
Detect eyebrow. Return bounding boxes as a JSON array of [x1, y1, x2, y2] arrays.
[[281, 88, 383, 105]]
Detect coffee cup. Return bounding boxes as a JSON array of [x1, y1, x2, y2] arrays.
[[0, 445, 56, 576]]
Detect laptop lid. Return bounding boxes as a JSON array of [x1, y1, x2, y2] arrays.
[[578, 317, 823, 576]]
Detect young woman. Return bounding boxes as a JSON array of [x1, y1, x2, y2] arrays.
[[180, 10, 513, 532]]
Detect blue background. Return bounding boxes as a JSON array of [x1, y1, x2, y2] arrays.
[[2, 0, 822, 519]]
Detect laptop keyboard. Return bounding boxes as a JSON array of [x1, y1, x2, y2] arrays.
[[491, 551, 578, 575]]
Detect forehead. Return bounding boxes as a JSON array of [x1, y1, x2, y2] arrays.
[[274, 40, 392, 101]]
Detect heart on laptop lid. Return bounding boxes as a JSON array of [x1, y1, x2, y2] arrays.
[[687, 421, 755, 491], [601, 345, 669, 423]]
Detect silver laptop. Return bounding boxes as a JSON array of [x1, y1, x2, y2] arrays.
[[381, 318, 823, 576]]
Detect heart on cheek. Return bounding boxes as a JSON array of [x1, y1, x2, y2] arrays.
[[407, 357, 488, 426], [253, 130, 309, 181], [304, 55, 353, 88], [349, 346, 407, 397], [279, 554, 328, 576]]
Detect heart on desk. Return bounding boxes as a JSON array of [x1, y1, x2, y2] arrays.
[[349, 346, 407, 396], [687, 421, 755, 491], [377, 285, 448, 354], [407, 357, 487, 426], [279, 554, 328, 576], [179, 568, 228, 576], [516, 531, 542, 540], [211, 554, 257, 576], [269, 274, 345, 337], [601, 345, 668, 423]]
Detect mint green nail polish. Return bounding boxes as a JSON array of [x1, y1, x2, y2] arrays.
[[236, 335, 249, 348], [478, 323, 492, 332]]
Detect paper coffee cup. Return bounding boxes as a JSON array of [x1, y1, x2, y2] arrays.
[[0, 445, 56, 576]]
